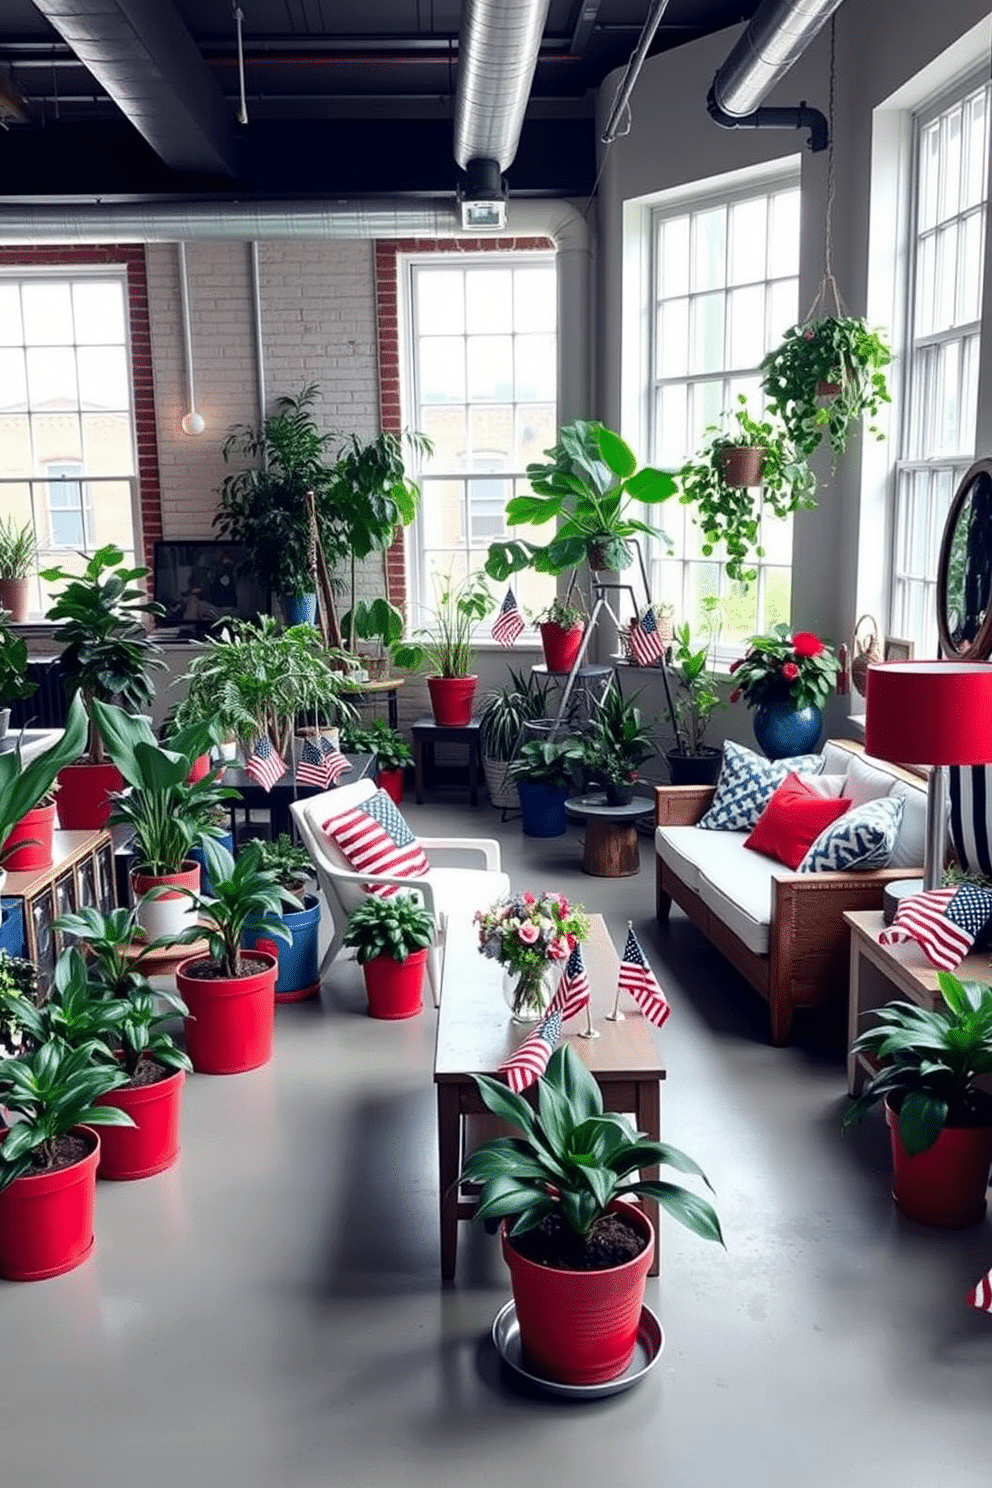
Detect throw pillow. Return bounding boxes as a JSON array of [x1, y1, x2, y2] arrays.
[[698, 741, 825, 833], [799, 795, 904, 873], [844, 754, 897, 807], [321, 788, 430, 896], [805, 773, 848, 799], [744, 774, 852, 871]]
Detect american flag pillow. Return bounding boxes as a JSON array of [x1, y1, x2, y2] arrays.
[[321, 788, 430, 897]]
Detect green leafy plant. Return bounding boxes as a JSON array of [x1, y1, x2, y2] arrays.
[[584, 686, 655, 789], [364, 720, 413, 773], [478, 669, 552, 763], [41, 544, 165, 763], [52, 905, 162, 999], [0, 608, 37, 705], [251, 834, 312, 895], [665, 616, 725, 756], [169, 837, 300, 979], [0, 1040, 134, 1190], [761, 316, 892, 459], [0, 952, 36, 1052], [338, 720, 377, 754], [0, 691, 88, 865], [458, 1043, 723, 1243], [392, 570, 493, 678], [728, 624, 840, 712], [342, 891, 435, 965], [844, 973, 992, 1155], [508, 737, 587, 793], [534, 593, 587, 629], [485, 420, 676, 579], [0, 516, 36, 580], [676, 399, 816, 585]]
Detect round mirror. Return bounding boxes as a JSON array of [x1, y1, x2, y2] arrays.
[[936, 457, 992, 660]]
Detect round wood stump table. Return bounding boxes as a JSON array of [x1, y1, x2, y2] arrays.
[[564, 794, 654, 877]]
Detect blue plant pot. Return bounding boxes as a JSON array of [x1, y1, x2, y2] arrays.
[[243, 893, 321, 1001], [517, 782, 570, 838], [0, 899, 26, 959], [752, 699, 823, 760], [189, 832, 234, 897], [281, 592, 317, 626]]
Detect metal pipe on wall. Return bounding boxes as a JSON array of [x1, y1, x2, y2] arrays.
[[249, 240, 267, 445]]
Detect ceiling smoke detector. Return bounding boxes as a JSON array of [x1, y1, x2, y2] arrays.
[[458, 158, 508, 230]]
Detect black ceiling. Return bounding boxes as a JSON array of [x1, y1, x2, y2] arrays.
[[0, 0, 760, 201]]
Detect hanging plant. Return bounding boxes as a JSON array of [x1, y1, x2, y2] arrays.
[[760, 315, 892, 460]]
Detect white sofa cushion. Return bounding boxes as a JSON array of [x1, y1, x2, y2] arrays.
[[655, 825, 706, 894], [843, 754, 898, 807], [661, 827, 777, 955], [888, 779, 929, 870]]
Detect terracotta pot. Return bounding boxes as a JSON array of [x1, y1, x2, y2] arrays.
[[377, 767, 405, 804], [94, 1067, 185, 1180], [501, 1202, 654, 1385], [176, 950, 278, 1074], [187, 753, 211, 783], [362, 948, 427, 1020], [56, 762, 124, 830], [427, 674, 478, 727], [539, 621, 584, 674], [885, 1100, 992, 1228], [130, 860, 201, 943], [0, 1126, 100, 1281], [3, 800, 56, 871], [816, 380, 842, 396], [0, 576, 30, 623], [719, 445, 766, 488]]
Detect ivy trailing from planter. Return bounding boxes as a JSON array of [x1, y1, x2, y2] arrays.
[[760, 315, 892, 460]]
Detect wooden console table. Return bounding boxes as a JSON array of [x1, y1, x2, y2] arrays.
[[3, 829, 116, 992]]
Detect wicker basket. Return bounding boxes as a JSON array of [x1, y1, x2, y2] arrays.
[[483, 756, 518, 810], [851, 614, 882, 698]]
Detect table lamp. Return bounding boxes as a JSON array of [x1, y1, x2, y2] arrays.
[[865, 660, 992, 892]]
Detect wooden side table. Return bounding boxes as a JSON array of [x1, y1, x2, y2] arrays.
[[4, 830, 117, 993], [565, 793, 654, 876], [411, 716, 482, 806]]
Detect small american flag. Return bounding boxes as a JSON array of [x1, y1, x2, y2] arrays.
[[320, 736, 352, 784], [498, 1008, 563, 1093], [629, 606, 666, 667], [245, 736, 287, 792], [617, 926, 671, 1027], [549, 942, 590, 1022], [491, 587, 524, 647], [297, 737, 332, 787], [879, 884, 992, 970], [967, 1268, 992, 1313]]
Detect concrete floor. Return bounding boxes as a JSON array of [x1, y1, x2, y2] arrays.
[[4, 798, 992, 1487]]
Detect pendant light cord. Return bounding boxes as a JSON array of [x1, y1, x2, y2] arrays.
[[234, 5, 249, 126]]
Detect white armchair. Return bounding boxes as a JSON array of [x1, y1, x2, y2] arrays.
[[290, 779, 509, 1006]]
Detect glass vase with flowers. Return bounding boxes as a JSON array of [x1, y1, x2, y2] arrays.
[[475, 891, 590, 1022], [729, 624, 840, 759]]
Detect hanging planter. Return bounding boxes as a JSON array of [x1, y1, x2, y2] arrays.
[[719, 445, 766, 489]]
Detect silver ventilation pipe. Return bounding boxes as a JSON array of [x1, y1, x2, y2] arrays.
[[711, 0, 846, 119], [453, 0, 553, 172]]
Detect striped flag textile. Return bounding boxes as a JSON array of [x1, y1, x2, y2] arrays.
[[320, 736, 352, 784], [245, 736, 287, 792], [967, 1268, 992, 1313], [879, 884, 992, 970], [498, 1008, 563, 1094], [320, 787, 429, 897], [617, 926, 671, 1027], [549, 942, 590, 1022], [297, 737, 332, 787], [491, 587, 525, 647], [629, 606, 666, 667]]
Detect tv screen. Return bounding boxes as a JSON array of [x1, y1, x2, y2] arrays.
[[153, 541, 269, 632]]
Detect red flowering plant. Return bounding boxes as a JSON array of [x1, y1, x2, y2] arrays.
[[729, 623, 840, 712], [475, 891, 590, 1017]]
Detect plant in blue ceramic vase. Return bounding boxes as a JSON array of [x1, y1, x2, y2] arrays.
[[729, 624, 839, 760]]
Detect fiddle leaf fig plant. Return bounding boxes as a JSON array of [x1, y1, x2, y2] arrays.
[[761, 316, 892, 460]]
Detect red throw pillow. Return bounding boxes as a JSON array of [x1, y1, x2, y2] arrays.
[[744, 773, 852, 871]]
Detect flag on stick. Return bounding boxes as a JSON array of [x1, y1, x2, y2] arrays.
[[967, 1268, 992, 1313], [492, 587, 525, 647], [879, 884, 992, 970], [498, 1008, 563, 1094], [617, 925, 671, 1027], [629, 606, 666, 667], [297, 737, 332, 787], [245, 736, 287, 792], [550, 942, 590, 1022], [320, 736, 352, 784]]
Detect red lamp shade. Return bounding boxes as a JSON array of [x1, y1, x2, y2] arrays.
[[864, 660, 992, 765]]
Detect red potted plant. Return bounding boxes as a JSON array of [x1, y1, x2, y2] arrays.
[[845, 971, 992, 1227], [365, 720, 413, 804], [459, 1045, 723, 1385], [392, 571, 493, 727], [535, 594, 586, 675], [0, 692, 88, 885], [343, 891, 434, 1019]]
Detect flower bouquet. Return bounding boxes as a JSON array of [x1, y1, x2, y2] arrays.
[[476, 891, 590, 1020], [729, 624, 840, 711]]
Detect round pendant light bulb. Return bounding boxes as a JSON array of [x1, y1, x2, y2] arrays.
[[181, 410, 206, 436]]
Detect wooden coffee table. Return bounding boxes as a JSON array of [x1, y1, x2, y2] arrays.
[[433, 912, 666, 1280]]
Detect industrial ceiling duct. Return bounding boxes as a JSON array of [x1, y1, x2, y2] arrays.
[[711, 0, 846, 119]]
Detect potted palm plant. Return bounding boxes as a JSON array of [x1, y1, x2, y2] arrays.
[[342, 891, 435, 1019], [535, 593, 587, 674], [0, 606, 36, 743], [459, 1044, 722, 1385], [392, 570, 493, 726], [663, 620, 725, 785], [242, 834, 321, 1002], [478, 669, 552, 810], [0, 516, 36, 622], [0, 692, 88, 885], [583, 687, 655, 805], [172, 837, 299, 1074], [41, 544, 165, 827], [844, 972, 992, 1228], [761, 315, 892, 460], [509, 737, 586, 837]]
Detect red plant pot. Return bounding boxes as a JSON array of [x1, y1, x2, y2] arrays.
[[377, 767, 405, 804], [0, 1126, 100, 1281], [427, 674, 478, 727], [187, 753, 211, 783], [362, 948, 427, 1020], [56, 762, 124, 830], [501, 1201, 654, 1385], [176, 951, 278, 1075], [3, 801, 56, 871], [94, 1067, 185, 1180], [885, 1100, 992, 1228], [539, 621, 584, 674]]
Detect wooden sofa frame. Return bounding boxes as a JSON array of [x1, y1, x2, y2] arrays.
[[654, 740, 925, 1046]]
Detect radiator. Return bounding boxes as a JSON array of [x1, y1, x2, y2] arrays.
[[9, 659, 68, 729]]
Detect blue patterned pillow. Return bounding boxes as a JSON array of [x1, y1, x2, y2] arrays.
[[698, 741, 825, 832], [799, 795, 904, 873]]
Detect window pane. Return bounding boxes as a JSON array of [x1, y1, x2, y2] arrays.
[[691, 207, 726, 292], [88, 481, 139, 548], [467, 336, 512, 401], [515, 404, 556, 468], [690, 293, 725, 374], [768, 191, 800, 277], [940, 105, 964, 222], [77, 347, 129, 410], [468, 405, 513, 468], [80, 413, 135, 477], [0, 414, 31, 476], [418, 337, 465, 403], [419, 479, 465, 549], [964, 89, 989, 209], [655, 383, 688, 469], [51, 509, 84, 548], [26, 347, 77, 407], [919, 120, 941, 231], [420, 406, 466, 472], [0, 348, 28, 410], [728, 285, 764, 368], [22, 282, 73, 345], [417, 271, 463, 334], [659, 216, 690, 296], [513, 268, 555, 332], [514, 334, 554, 402], [729, 197, 766, 285], [72, 281, 125, 344], [466, 269, 512, 333], [658, 299, 689, 378], [958, 210, 983, 322]]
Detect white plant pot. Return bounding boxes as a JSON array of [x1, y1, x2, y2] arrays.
[[131, 863, 201, 945], [0, 708, 9, 742], [215, 741, 238, 763]]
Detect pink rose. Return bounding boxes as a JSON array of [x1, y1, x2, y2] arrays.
[[521, 892, 535, 906], [549, 936, 569, 960], [518, 922, 540, 944], [781, 661, 800, 681]]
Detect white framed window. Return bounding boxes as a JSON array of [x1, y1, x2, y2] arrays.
[[890, 75, 991, 657], [647, 168, 801, 655], [403, 254, 557, 630], [0, 271, 139, 616]]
